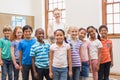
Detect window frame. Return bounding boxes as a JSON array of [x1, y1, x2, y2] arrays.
[[102, 0, 120, 38]]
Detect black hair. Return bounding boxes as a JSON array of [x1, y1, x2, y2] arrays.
[[54, 29, 68, 43], [87, 26, 101, 40], [79, 28, 87, 32], [35, 28, 44, 35], [22, 25, 33, 32], [99, 25, 108, 32]]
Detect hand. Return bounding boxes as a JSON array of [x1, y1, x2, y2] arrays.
[[69, 70, 72, 77], [49, 72, 53, 79], [0, 60, 3, 66], [14, 63, 20, 70], [34, 71, 39, 79], [110, 61, 113, 67], [95, 65, 99, 72], [19, 65, 23, 71]]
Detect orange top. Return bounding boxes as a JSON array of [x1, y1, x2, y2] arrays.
[[100, 38, 112, 64]]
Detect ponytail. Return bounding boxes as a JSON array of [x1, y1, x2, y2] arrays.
[[95, 29, 101, 41]]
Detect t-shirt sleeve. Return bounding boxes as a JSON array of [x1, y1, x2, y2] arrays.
[[30, 45, 36, 57], [18, 41, 22, 51], [98, 40, 103, 48], [0, 39, 2, 48], [67, 43, 71, 49], [50, 44, 54, 50], [11, 41, 15, 47]]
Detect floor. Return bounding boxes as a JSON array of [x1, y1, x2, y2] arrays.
[[0, 72, 120, 80]]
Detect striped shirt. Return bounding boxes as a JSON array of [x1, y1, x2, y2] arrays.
[[67, 39, 82, 67], [30, 41, 50, 68]]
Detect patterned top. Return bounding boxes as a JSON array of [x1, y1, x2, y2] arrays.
[[67, 38, 82, 67], [30, 41, 50, 68]]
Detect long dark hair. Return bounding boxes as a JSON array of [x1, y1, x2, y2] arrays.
[[54, 29, 68, 43], [87, 26, 101, 40]]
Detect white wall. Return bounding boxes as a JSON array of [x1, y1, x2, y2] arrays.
[[66, 0, 102, 28]]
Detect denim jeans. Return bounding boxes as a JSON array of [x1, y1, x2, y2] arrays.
[[22, 65, 37, 80], [13, 62, 19, 80], [52, 66, 68, 80], [36, 67, 52, 80], [68, 67, 80, 80], [1, 59, 13, 80]]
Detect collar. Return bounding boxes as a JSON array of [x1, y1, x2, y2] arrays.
[[3, 37, 10, 40], [100, 37, 109, 41], [55, 42, 66, 48]]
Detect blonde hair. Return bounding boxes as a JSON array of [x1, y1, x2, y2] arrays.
[[53, 8, 60, 14], [3, 25, 12, 33]]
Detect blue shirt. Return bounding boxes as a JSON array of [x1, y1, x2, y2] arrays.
[[11, 41, 20, 62], [18, 38, 36, 65], [30, 41, 50, 68]]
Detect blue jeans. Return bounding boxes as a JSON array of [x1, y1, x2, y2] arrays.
[[68, 67, 80, 80], [22, 65, 37, 80], [1, 59, 13, 80], [13, 62, 19, 80], [52, 66, 68, 80], [36, 67, 52, 80]]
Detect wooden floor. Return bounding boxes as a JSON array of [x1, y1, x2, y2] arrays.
[[0, 72, 120, 80]]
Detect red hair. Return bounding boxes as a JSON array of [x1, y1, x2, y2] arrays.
[[10, 26, 23, 41]]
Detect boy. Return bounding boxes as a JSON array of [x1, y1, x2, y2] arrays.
[[30, 28, 52, 80], [18, 25, 36, 80], [0, 25, 12, 80]]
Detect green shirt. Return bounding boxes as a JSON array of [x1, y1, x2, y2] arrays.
[[0, 38, 11, 60]]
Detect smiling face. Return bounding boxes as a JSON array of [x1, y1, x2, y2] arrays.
[[15, 28, 23, 39], [87, 27, 96, 39], [78, 29, 86, 40], [35, 29, 44, 42], [4, 30, 12, 38], [70, 27, 78, 39], [53, 9, 61, 20], [54, 30, 64, 43], [99, 27, 108, 38], [23, 28, 32, 39]]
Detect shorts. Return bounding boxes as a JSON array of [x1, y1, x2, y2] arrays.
[[80, 61, 89, 77]]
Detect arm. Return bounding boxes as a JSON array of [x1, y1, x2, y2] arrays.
[[97, 48, 102, 71], [79, 46, 82, 62], [67, 48, 72, 77], [11, 46, 19, 69], [32, 57, 38, 79], [110, 47, 113, 67], [49, 49, 53, 78], [0, 48, 3, 66], [19, 50, 23, 71]]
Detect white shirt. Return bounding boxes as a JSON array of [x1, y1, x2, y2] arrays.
[[50, 43, 70, 68], [88, 39, 103, 59]]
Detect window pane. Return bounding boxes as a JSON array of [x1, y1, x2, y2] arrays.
[[58, 3, 63, 9], [114, 24, 120, 33], [114, 0, 120, 2], [107, 14, 113, 23], [49, 3, 53, 11], [49, 0, 53, 3], [107, 4, 113, 13], [58, 0, 63, 2], [114, 14, 120, 23], [48, 12, 53, 19], [114, 3, 119, 13], [107, 25, 113, 33], [53, 3, 58, 8], [107, 0, 113, 3]]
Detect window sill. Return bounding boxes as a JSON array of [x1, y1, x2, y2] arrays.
[[108, 34, 120, 39]]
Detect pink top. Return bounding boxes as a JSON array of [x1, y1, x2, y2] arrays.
[[81, 40, 90, 62]]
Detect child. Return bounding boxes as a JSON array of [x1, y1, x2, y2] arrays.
[[18, 25, 36, 80], [87, 26, 102, 80], [0, 25, 12, 80], [10, 26, 23, 80], [30, 28, 52, 80], [78, 28, 90, 80], [67, 26, 82, 80], [49, 29, 72, 80], [98, 25, 113, 80]]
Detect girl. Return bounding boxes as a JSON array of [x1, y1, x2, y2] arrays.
[[87, 26, 102, 80], [10, 26, 23, 80], [67, 26, 82, 80], [98, 25, 113, 80], [49, 29, 72, 80], [78, 28, 90, 80]]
